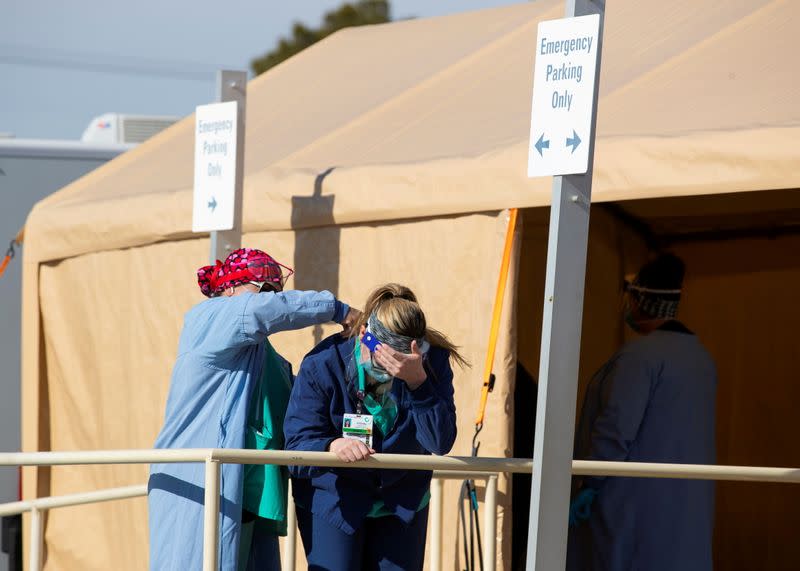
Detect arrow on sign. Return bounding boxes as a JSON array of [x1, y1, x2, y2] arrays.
[[534, 134, 550, 157], [566, 130, 581, 153], [208, 196, 218, 212]]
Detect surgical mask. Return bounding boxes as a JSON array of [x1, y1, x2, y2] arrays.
[[361, 356, 394, 384], [624, 308, 642, 333], [621, 292, 642, 333]]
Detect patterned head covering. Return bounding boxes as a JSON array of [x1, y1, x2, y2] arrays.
[[625, 253, 685, 319], [197, 248, 294, 297]]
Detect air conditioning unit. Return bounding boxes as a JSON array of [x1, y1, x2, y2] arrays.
[[81, 113, 179, 144]]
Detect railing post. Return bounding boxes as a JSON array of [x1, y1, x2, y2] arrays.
[[429, 478, 444, 571], [284, 480, 297, 571], [29, 507, 43, 571], [203, 458, 221, 571], [483, 475, 498, 571]]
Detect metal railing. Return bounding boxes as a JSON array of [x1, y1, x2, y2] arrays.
[[0, 473, 497, 571], [1, 449, 799, 571], [0, 484, 147, 571]]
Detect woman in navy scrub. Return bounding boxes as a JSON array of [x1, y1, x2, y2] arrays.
[[284, 283, 466, 571]]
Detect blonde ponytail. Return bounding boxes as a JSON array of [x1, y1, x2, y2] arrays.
[[424, 326, 469, 369]]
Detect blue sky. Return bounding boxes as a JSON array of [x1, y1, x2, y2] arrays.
[[1, 0, 527, 140]]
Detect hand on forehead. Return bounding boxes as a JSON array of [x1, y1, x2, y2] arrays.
[[373, 341, 427, 385]]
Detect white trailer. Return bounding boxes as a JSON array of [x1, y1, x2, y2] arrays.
[[0, 138, 131, 571]]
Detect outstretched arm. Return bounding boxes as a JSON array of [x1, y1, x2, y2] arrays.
[[241, 290, 352, 344]]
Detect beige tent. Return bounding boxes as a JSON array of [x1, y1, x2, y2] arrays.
[[21, 0, 800, 569]]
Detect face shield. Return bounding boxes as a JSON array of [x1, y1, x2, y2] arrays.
[[357, 329, 394, 384], [621, 274, 682, 326]]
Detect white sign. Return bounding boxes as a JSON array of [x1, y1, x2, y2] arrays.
[[527, 14, 600, 178], [193, 101, 238, 232]]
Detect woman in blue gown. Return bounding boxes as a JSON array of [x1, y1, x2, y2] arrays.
[[148, 248, 357, 571]]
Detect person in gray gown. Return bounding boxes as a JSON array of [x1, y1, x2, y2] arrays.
[[567, 253, 717, 571]]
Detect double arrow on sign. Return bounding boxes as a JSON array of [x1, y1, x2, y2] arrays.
[[534, 130, 582, 157]]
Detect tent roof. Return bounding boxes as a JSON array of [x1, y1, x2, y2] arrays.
[[25, 0, 800, 263]]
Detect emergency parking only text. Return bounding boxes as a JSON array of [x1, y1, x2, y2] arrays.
[[539, 34, 595, 111]]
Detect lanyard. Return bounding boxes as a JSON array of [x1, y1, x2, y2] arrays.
[[355, 338, 366, 415]]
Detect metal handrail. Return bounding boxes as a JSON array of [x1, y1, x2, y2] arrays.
[[4, 449, 800, 483], [0, 484, 147, 517], [0, 470, 498, 571], [0, 484, 149, 571], [2, 449, 800, 571], [0, 462, 498, 571]]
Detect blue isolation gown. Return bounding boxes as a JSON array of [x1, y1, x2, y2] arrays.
[[148, 290, 345, 571], [568, 322, 717, 571]]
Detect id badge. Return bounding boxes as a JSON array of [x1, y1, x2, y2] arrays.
[[342, 413, 373, 448]]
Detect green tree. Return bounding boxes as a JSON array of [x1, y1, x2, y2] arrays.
[[251, 1, 391, 76]]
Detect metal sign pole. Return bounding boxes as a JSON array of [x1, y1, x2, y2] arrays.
[[209, 70, 246, 263], [526, 1, 605, 570]]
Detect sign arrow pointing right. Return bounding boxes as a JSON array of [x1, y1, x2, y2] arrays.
[[208, 196, 217, 212], [566, 130, 582, 154]]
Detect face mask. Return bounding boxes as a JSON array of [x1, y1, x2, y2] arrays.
[[361, 357, 394, 384], [621, 292, 642, 333], [624, 308, 642, 333]]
